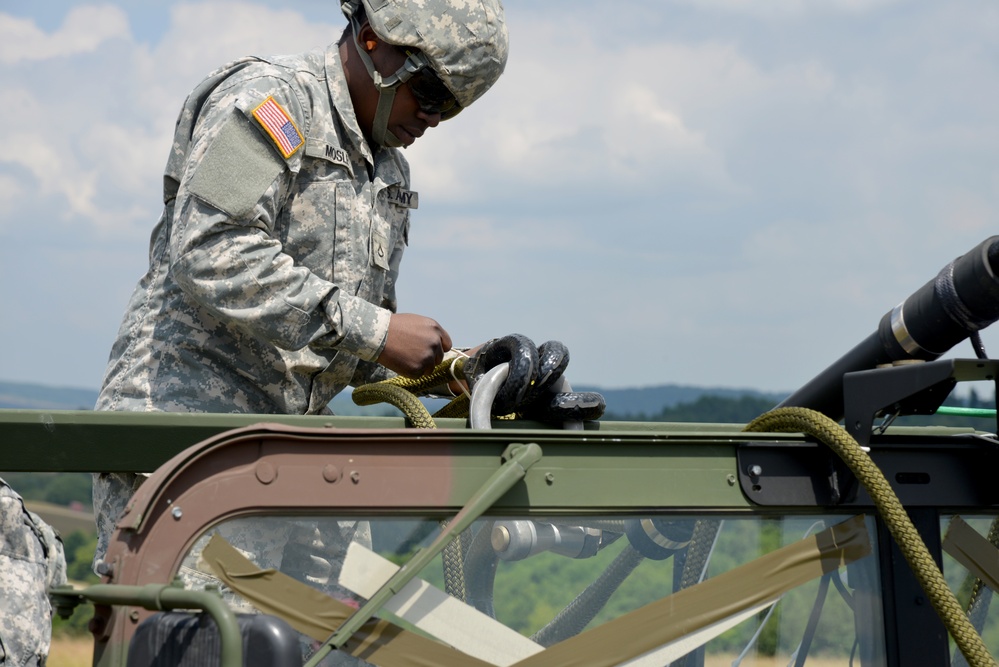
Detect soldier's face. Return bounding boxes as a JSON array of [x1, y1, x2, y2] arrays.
[[354, 27, 442, 147]]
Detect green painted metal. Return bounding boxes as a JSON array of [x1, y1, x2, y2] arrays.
[[0, 409, 390, 472], [51, 584, 242, 667], [307, 442, 544, 666], [0, 410, 766, 509], [4, 407, 995, 666], [0, 409, 979, 510]]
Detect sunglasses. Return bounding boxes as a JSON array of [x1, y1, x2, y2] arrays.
[[400, 49, 462, 120]]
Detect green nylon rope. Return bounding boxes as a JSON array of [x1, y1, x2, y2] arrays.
[[351, 357, 471, 427], [745, 407, 996, 667], [352, 382, 438, 428], [352, 358, 474, 600]]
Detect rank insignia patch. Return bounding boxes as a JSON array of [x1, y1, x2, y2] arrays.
[[252, 96, 304, 159]]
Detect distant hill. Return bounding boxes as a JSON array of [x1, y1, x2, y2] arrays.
[[0, 381, 98, 410], [574, 384, 786, 418], [2, 379, 785, 418]]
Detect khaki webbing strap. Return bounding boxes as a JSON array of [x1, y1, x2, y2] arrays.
[[204, 516, 869, 667], [944, 516, 999, 594], [510, 514, 872, 667], [201, 534, 495, 667], [622, 601, 774, 666], [340, 542, 543, 665]]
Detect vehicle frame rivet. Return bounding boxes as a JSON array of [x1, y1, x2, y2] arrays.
[[323, 464, 342, 483], [255, 461, 277, 485]]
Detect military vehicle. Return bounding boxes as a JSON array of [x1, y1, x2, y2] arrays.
[[7, 236, 999, 667]]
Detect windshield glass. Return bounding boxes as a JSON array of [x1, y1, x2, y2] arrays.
[[942, 513, 999, 665], [178, 512, 884, 667]]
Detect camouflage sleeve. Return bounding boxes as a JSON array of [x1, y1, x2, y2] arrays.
[[350, 359, 396, 386], [0, 480, 67, 666], [167, 75, 390, 360]]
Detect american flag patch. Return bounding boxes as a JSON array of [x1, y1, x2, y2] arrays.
[[252, 96, 303, 159]]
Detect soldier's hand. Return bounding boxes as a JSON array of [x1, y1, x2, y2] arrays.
[[377, 313, 452, 378]]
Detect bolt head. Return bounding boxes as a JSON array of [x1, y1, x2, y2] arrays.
[[323, 464, 342, 483]]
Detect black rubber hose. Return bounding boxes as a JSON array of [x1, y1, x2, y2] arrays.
[[462, 521, 499, 618], [523, 340, 570, 405], [780, 236, 999, 419], [464, 334, 538, 415], [529, 545, 645, 647]]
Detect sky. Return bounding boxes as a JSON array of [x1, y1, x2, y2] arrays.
[[2, 0, 999, 397]]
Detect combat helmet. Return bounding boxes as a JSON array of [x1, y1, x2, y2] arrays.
[[340, 0, 509, 147]]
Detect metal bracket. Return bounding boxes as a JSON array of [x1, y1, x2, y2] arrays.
[[50, 583, 244, 667], [737, 443, 857, 506], [842, 358, 999, 448], [737, 435, 999, 508]]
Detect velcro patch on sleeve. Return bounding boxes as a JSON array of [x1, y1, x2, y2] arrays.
[[188, 114, 284, 221], [252, 96, 304, 159]]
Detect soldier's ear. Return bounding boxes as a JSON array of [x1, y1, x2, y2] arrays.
[[358, 24, 379, 53]]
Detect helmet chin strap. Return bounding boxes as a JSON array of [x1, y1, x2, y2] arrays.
[[370, 80, 403, 148], [349, 16, 405, 148]]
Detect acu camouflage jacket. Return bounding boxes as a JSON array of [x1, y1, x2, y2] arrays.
[[97, 44, 415, 415]]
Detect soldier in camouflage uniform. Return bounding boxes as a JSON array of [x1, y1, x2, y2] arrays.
[[92, 0, 507, 588], [0, 479, 67, 667]]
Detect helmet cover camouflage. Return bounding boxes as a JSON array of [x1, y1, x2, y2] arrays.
[[342, 0, 509, 109]]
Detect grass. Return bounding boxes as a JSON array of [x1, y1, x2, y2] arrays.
[[49, 636, 93, 667], [49, 633, 849, 667]]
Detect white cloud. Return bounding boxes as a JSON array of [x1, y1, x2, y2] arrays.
[[397, 3, 999, 392], [0, 83, 156, 230], [0, 2, 344, 235], [0, 173, 21, 209], [5, 1, 999, 393], [407, 27, 765, 204], [667, 0, 902, 18], [152, 2, 341, 81], [0, 5, 130, 64], [1, 88, 93, 219]]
